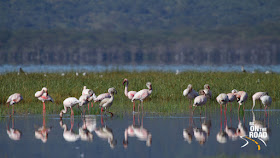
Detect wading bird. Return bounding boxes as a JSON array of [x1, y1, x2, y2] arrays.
[[200, 84, 212, 99], [131, 82, 153, 113], [35, 87, 54, 110], [123, 78, 137, 100], [260, 94, 272, 117], [193, 91, 207, 115], [99, 87, 117, 116], [183, 84, 199, 105], [216, 93, 229, 114], [82, 86, 96, 109], [227, 92, 236, 112], [252, 92, 269, 110], [59, 97, 86, 119], [6, 93, 23, 115], [232, 89, 248, 111]]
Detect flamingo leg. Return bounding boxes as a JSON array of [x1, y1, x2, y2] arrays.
[[238, 104, 241, 112], [107, 111, 114, 117], [192, 106, 197, 115], [265, 105, 268, 117], [43, 102, 46, 110], [91, 102, 93, 108], [141, 101, 144, 113], [12, 105, 14, 115], [101, 107, 103, 115], [71, 107, 74, 116], [133, 101, 135, 112]]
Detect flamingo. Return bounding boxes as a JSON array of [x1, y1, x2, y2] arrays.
[[192, 91, 207, 115], [94, 91, 111, 102], [216, 93, 229, 115], [99, 87, 117, 116], [260, 95, 272, 117], [252, 92, 269, 110], [131, 82, 152, 113], [82, 86, 96, 109], [200, 84, 212, 99], [6, 93, 23, 115], [123, 78, 137, 100], [183, 84, 199, 105], [60, 96, 87, 119], [227, 93, 236, 112], [35, 87, 54, 110], [232, 89, 248, 111]]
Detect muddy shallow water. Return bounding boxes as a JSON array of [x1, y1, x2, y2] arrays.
[[0, 110, 279, 158]]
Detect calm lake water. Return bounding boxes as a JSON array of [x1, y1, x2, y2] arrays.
[[1, 64, 280, 73], [0, 110, 279, 158]]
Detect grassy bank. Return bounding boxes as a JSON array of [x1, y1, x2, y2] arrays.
[[0, 71, 279, 115]]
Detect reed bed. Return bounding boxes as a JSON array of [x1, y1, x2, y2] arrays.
[[0, 71, 279, 115]]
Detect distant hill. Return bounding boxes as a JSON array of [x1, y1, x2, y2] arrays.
[[1, 0, 280, 65]]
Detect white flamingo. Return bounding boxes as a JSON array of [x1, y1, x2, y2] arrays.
[[183, 84, 199, 104], [99, 87, 117, 116], [131, 82, 152, 113], [192, 91, 207, 115], [216, 93, 229, 113], [260, 95, 272, 116], [60, 97, 87, 119], [227, 93, 236, 111], [232, 89, 248, 111], [94, 91, 111, 102], [252, 92, 269, 110], [82, 86, 96, 109], [35, 87, 54, 110], [6, 93, 23, 115], [201, 84, 212, 99]]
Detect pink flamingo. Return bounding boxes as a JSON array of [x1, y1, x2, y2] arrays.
[[232, 89, 248, 111], [227, 93, 236, 112], [131, 82, 152, 113], [200, 84, 212, 99], [183, 84, 199, 105], [192, 91, 207, 115], [252, 92, 269, 110], [94, 91, 111, 103], [123, 78, 137, 99], [216, 93, 229, 115], [6, 93, 23, 115], [35, 87, 54, 110], [82, 86, 96, 110], [99, 88, 117, 116], [123, 78, 137, 111]]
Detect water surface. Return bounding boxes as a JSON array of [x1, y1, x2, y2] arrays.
[[0, 110, 279, 158]]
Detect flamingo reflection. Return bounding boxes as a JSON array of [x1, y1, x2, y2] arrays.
[[251, 110, 270, 142], [60, 119, 80, 142], [123, 113, 152, 148], [79, 115, 96, 142], [95, 115, 117, 149], [216, 107, 228, 144], [35, 110, 51, 143], [6, 117, 22, 141]]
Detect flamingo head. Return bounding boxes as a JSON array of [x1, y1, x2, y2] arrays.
[[42, 87, 48, 93], [231, 89, 238, 94], [204, 84, 210, 90], [122, 78, 128, 85], [108, 87, 117, 95], [187, 84, 192, 89], [146, 82, 152, 89]]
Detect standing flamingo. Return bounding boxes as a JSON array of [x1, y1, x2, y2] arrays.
[[99, 87, 117, 116], [6, 93, 23, 115], [60, 96, 87, 119], [123, 78, 137, 99], [131, 82, 153, 113], [232, 89, 248, 111], [183, 84, 199, 105], [227, 92, 236, 112], [200, 84, 212, 99], [94, 91, 111, 102], [260, 94, 272, 117], [252, 92, 269, 110], [216, 93, 229, 115], [35, 87, 54, 110], [192, 91, 207, 115], [82, 86, 96, 110]]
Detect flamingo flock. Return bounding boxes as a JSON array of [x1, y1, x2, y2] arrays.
[[3, 77, 274, 120]]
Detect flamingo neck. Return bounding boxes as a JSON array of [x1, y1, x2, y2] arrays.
[[124, 84, 128, 97]]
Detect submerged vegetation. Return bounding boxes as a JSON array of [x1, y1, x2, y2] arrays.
[[0, 71, 279, 115]]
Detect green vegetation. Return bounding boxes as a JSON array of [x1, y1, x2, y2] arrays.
[[0, 72, 279, 115]]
